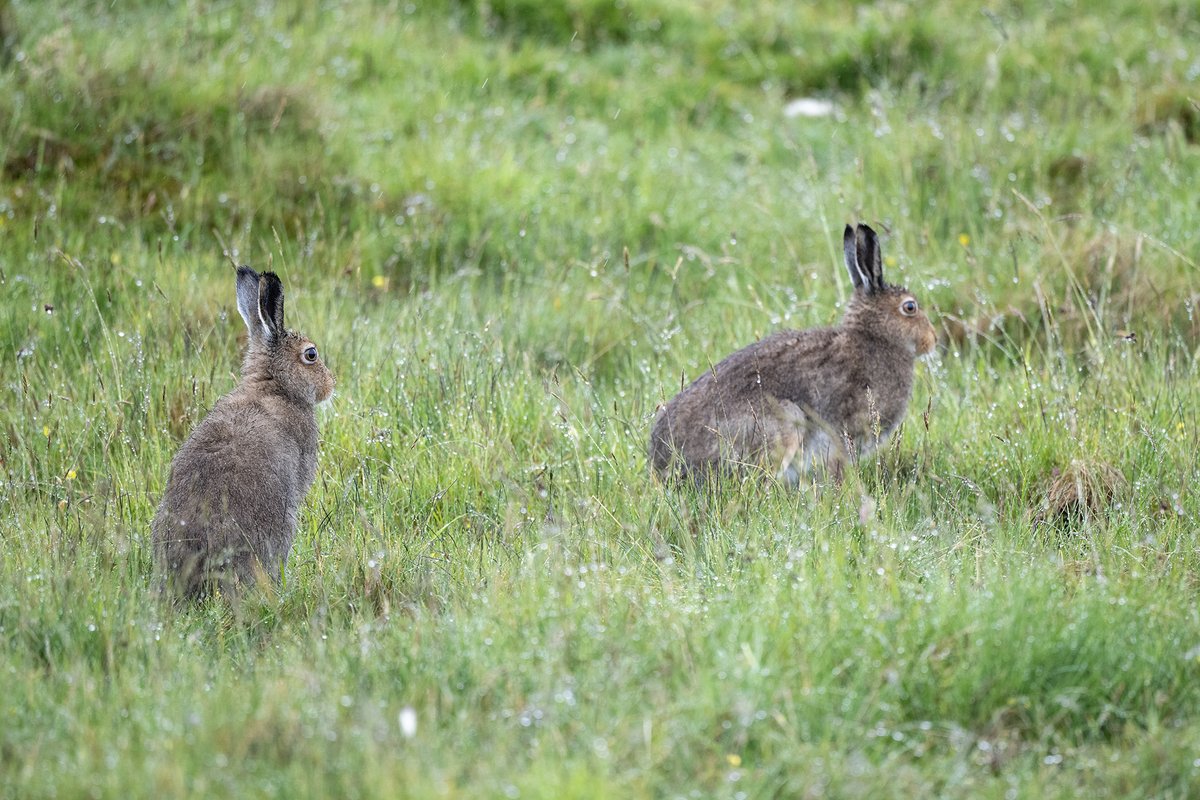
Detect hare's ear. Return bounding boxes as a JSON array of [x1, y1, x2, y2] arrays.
[[855, 224, 885, 292], [235, 266, 269, 341], [257, 272, 286, 342], [843, 224, 872, 291]]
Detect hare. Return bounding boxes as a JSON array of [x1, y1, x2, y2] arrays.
[[152, 266, 335, 600], [650, 223, 935, 485]]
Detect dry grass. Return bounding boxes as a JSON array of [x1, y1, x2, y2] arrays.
[[1037, 459, 1128, 527]]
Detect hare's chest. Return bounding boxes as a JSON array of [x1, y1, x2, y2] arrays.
[[857, 365, 913, 436]]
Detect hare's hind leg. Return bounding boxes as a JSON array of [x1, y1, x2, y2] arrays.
[[159, 547, 211, 602], [201, 519, 267, 600], [718, 396, 807, 483], [765, 398, 807, 484]]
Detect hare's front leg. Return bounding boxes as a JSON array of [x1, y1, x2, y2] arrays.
[[823, 432, 860, 486]]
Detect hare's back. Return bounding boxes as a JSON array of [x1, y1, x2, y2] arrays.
[[165, 402, 299, 515], [689, 326, 842, 407]]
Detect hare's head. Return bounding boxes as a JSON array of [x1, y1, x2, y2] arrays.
[[235, 266, 335, 406], [840, 224, 936, 357]]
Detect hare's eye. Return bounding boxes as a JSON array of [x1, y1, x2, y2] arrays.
[[302, 346, 319, 364], [900, 300, 918, 316]]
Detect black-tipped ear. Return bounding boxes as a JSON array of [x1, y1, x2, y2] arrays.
[[843, 224, 871, 290], [257, 272, 285, 341], [855, 224, 885, 292], [235, 266, 264, 339]]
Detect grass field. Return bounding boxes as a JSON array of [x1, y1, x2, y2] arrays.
[[3, 0, 1200, 796]]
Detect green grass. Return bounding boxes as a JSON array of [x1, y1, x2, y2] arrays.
[[3, 0, 1200, 796]]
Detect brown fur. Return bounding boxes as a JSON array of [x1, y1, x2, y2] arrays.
[[650, 224, 935, 484], [151, 266, 335, 600]]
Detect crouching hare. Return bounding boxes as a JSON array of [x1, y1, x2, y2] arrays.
[[152, 267, 334, 600], [650, 223, 935, 485]]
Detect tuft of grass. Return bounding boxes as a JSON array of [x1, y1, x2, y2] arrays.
[[1037, 459, 1128, 528]]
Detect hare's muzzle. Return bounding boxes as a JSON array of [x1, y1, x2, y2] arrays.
[[917, 322, 937, 356]]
